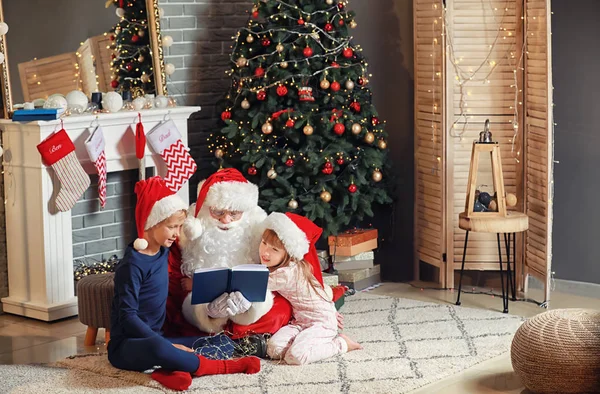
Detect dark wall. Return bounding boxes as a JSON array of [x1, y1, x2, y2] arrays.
[[551, 0, 600, 284]]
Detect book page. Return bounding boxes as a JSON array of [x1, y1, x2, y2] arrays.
[[194, 266, 229, 273], [232, 264, 269, 272]]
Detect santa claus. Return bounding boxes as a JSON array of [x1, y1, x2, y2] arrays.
[[164, 168, 292, 339]]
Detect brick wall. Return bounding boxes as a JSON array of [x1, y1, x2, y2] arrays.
[[72, 170, 137, 264], [159, 0, 254, 188]]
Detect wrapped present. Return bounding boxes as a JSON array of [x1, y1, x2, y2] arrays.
[[338, 264, 381, 291], [335, 294, 345, 310], [328, 229, 378, 247], [317, 249, 330, 271], [333, 251, 374, 263], [329, 238, 377, 257], [322, 272, 339, 287]]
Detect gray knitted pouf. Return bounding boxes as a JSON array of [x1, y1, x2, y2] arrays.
[[511, 308, 600, 394], [77, 273, 115, 345]]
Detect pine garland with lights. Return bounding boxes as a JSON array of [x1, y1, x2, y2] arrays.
[[109, 0, 155, 95], [74, 255, 121, 281], [211, 0, 393, 237]]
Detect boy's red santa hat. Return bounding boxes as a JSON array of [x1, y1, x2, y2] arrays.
[[184, 168, 259, 240], [263, 212, 324, 287], [133, 176, 188, 251]]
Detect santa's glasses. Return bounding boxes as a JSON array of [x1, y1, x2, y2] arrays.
[[209, 207, 243, 220]]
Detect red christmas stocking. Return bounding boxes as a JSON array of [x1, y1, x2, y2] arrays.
[[147, 120, 197, 192], [84, 126, 107, 208], [37, 129, 90, 212]]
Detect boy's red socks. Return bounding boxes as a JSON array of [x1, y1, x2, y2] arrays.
[[194, 354, 261, 376], [151, 369, 192, 391]]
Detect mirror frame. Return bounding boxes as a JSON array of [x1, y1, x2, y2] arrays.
[[0, 0, 167, 118]]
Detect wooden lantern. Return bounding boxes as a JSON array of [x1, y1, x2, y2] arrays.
[[465, 142, 507, 218]]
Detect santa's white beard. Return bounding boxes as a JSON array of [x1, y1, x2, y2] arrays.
[[180, 212, 259, 276]]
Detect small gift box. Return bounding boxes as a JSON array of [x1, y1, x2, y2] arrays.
[[328, 229, 378, 256]]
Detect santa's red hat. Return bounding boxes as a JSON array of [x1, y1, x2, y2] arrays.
[[263, 212, 324, 286], [133, 176, 188, 251], [193, 168, 259, 217]]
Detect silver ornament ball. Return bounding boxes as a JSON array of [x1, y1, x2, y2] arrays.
[[288, 199, 299, 209], [267, 168, 277, 179], [345, 80, 355, 90], [241, 99, 251, 109]]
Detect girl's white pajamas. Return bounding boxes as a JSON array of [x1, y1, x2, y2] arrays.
[[266, 261, 347, 365]]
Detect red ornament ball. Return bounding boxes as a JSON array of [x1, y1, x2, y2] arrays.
[[358, 77, 365, 85], [331, 61, 340, 68], [247, 166, 257, 176], [338, 19, 345, 26], [336, 157, 345, 165], [111, 80, 119, 89], [338, 3, 345, 10], [285, 159, 295, 167], [257, 90, 267, 100], [252, 10, 259, 19], [330, 81, 341, 92], [350, 101, 361, 112], [286, 118, 295, 128], [324, 161, 333, 169], [277, 85, 288, 96], [261, 37, 271, 47], [254, 67, 265, 77], [298, 18, 305, 25], [111, 53, 116, 59], [343, 48, 354, 58], [221, 111, 232, 121], [131, 34, 139, 43], [126, 63, 133, 71], [322, 165, 333, 175], [348, 184, 358, 193], [110, 35, 115, 41], [333, 123, 345, 135], [325, 23, 334, 32], [372, 117, 380, 126], [303, 47, 313, 57]]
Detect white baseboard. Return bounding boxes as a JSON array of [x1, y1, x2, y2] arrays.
[[527, 276, 600, 299]]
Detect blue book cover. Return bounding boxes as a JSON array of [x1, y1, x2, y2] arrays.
[[13, 108, 64, 121], [191, 264, 269, 305]]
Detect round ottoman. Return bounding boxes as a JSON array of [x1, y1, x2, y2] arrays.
[[77, 273, 115, 346], [511, 308, 600, 393]]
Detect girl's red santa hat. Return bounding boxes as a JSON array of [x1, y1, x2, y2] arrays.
[[184, 168, 259, 240], [263, 212, 324, 287], [133, 176, 188, 251]]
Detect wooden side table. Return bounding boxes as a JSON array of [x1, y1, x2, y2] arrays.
[[455, 212, 529, 313]]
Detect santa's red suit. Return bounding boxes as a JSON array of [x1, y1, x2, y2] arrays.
[[163, 169, 292, 339]]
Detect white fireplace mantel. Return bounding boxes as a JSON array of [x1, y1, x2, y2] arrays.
[[0, 106, 200, 321]]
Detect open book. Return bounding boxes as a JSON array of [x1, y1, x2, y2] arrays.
[[191, 264, 269, 305]]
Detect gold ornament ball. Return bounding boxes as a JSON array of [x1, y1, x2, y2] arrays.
[[280, 61, 288, 69], [303, 124, 314, 135], [326, 0, 333, 4], [262, 122, 273, 134], [364, 132, 375, 144], [345, 80, 355, 90], [488, 200, 498, 212], [352, 123, 362, 135], [237, 57, 247, 67], [246, 35, 255, 43], [350, 20, 358, 29], [241, 99, 251, 109], [141, 74, 150, 83], [288, 199, 299, 209], [138, 55, 145, 63], [320, 190, 332, 203], [267, 168, 277, 179], [320, 79, 330, 89], [506, 193, 518, 207], [276, 43, 284, 53], [372, 170, 383, 182], [138, 30, 145, 37], [214, 149, 224, 159], [377, 139, 388, 149]]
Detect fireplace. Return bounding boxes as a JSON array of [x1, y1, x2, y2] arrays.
[[0, 107, 198, 321]]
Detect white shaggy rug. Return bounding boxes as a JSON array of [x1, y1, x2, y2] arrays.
[[0, 293, 523, 393]]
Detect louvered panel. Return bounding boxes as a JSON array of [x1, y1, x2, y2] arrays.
[[414, 0, 446, 281], [524, 0, 553, 303], [446, 0, 524, 273], [18, 52, 80, 101]]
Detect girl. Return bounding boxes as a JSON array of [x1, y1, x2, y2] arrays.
[[260, 212, 362, 365]]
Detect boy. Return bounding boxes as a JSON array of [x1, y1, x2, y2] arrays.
[[108, 176, 260, 392]]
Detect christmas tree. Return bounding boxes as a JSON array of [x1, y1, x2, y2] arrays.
[[211, 0, 393, 237], [109, 0, 155, 95]]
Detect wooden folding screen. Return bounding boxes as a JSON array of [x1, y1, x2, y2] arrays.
[[413, 0, 554, 302]]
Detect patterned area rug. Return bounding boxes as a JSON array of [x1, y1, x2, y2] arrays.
[[1, 293, 523, 393]]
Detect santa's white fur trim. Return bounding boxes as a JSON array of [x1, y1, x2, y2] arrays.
[[229, 291, 274, 326], [202, 180, 259, 212], [133, 238, 148, 251], [181, 293, 228, 334], [182, 216, 203, 242], [263, 212, 309, 260], [145, 194, 188, 230]]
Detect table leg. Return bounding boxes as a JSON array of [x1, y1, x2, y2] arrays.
[[455, 231, 469, 306], [497, 233, 508, 313]]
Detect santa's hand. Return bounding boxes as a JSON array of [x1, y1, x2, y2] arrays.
[[226, 291, 251, 316], [206, 293, 230, 319]]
